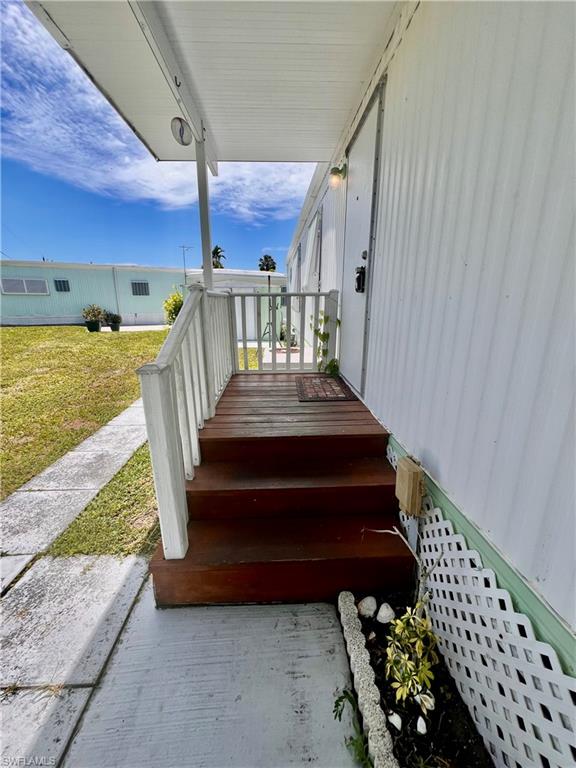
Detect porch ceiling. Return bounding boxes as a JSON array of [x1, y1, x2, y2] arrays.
[[27, 1, 398, 170]]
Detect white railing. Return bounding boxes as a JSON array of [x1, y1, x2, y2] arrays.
[[138, 286, 234, 558], [139, 287, 339, 558], [231, 289, 339, 372]]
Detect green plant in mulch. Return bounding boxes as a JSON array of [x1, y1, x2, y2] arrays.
[[333, 688, 373, 768], [48, 444, 160, 557], [385, 603, 439, 706]]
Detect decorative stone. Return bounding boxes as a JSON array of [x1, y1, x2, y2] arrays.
[[357, 596, 377, 618], [388, 712, 402, 731], [367, 631, 376, 641], [415, 691, 435, 712], [376, 602, 395, 624], [416, 716, 427, 735]]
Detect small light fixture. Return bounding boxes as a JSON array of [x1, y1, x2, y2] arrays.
[[329, 163, 347, 188], [171, 116, 192, 146]]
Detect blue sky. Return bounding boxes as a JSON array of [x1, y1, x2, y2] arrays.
[[1, 0, 315, 272]]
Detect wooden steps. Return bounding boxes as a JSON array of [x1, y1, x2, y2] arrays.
[[150, 373, 413, 606], [151, 515, 414, 605], [186, 457, 397, 519]]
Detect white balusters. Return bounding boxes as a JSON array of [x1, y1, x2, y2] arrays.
[[299, 294, 306, 370]]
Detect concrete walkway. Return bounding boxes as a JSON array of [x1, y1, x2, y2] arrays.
[[0, 399, 147, 592], [3, 573, 356, 767]]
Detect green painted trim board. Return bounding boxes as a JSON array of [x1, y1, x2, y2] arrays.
[[389, 435, 576, 677]]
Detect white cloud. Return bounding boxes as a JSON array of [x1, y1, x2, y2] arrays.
[[1, 0, 315, 222]]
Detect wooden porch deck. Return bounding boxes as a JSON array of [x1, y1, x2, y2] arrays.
[[150, 374, 414, 605]]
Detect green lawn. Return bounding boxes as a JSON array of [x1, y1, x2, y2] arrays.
[[238, 347, 259, 370], [49, 444, 159, 557], [1, 325, 167, 498]]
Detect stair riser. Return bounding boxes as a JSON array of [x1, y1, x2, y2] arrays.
[[199, 434, 388, 462], [151, 559, 415, 606], [187, 486, 398, 519]]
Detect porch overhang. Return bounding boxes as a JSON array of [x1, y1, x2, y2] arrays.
[[26, 0, 400, 173]]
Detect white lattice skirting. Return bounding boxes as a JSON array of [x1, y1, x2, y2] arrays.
[[386, 445, 576, 768]]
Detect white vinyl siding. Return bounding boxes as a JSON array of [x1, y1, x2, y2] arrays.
[[362, 2, 575, 626]]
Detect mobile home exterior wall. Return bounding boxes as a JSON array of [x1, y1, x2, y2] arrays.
[[0, 262, 286, 335], [289, 2, 575, 630], [0, 261, 185, 326]]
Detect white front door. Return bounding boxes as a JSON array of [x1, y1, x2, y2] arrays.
[[339, 97, 380, 393]]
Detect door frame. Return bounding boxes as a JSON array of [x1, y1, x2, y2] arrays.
[[340, 77, 386, 396]]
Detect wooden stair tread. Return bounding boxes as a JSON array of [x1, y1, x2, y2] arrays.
[[187, 457, 395, 493], [200, 423, 386, 438], [152, 515, 411, 567]]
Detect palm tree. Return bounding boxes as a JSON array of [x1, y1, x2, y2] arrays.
[[259, 254, 276, 272], [212, 245, 226, 269]]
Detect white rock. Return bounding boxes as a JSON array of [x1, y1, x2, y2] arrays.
[[357, 596, 377, 618], [376, 602, 395, 624], [388, 712, 402, 731], [367, 631, 376, 641], [416, 716, 427, 735], [415, 691, 435, 712]]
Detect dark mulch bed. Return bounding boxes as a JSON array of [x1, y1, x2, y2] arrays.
[[358, 592, 494, 768]]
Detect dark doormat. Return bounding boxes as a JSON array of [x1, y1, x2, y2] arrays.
[[295, 375, 358, 402]]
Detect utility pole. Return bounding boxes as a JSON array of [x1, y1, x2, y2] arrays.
[[179, 245, 193, 288]]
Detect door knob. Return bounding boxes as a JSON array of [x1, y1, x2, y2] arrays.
[[355, 266, 366, 293]]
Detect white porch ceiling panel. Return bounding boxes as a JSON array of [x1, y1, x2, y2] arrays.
[[27, 0, 199, 162], [28, 1, 397, 163]]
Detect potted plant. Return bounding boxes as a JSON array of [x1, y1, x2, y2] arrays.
[[104, 311, 122, 332], [82, 304, 104, 332]]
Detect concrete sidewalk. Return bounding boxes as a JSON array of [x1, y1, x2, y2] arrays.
[[0, 399, 147, 592]]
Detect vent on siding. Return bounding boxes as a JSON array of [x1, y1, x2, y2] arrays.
[[1, 277, 49, 295], [54, 279, 70, 293], [131, 281, 150, 296]]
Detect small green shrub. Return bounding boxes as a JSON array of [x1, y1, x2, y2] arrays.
[[164, 291, 183, 325], [385, 603, 439, 703], [82, 304, 104, 322]]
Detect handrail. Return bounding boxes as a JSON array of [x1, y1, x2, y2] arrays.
[[152, 286, 203, 368], [228, 291, 333, 298]]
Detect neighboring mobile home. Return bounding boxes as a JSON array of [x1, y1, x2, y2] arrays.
[[28, 2, 575, 767], [0, 261, 284, 331]]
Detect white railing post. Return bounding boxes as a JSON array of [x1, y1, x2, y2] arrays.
[[138, 363, 188, 559], [228, 294, 239, 374], [325, 289, 339, 364], [201, 291, 216, 417]]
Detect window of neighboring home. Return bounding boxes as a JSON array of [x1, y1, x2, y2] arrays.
[[54, 279, 70, 292], [0, 277, 49, 295], [131, 280, 150, 296]]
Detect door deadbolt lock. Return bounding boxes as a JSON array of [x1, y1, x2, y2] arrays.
[[355, 265, 366, 293]]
